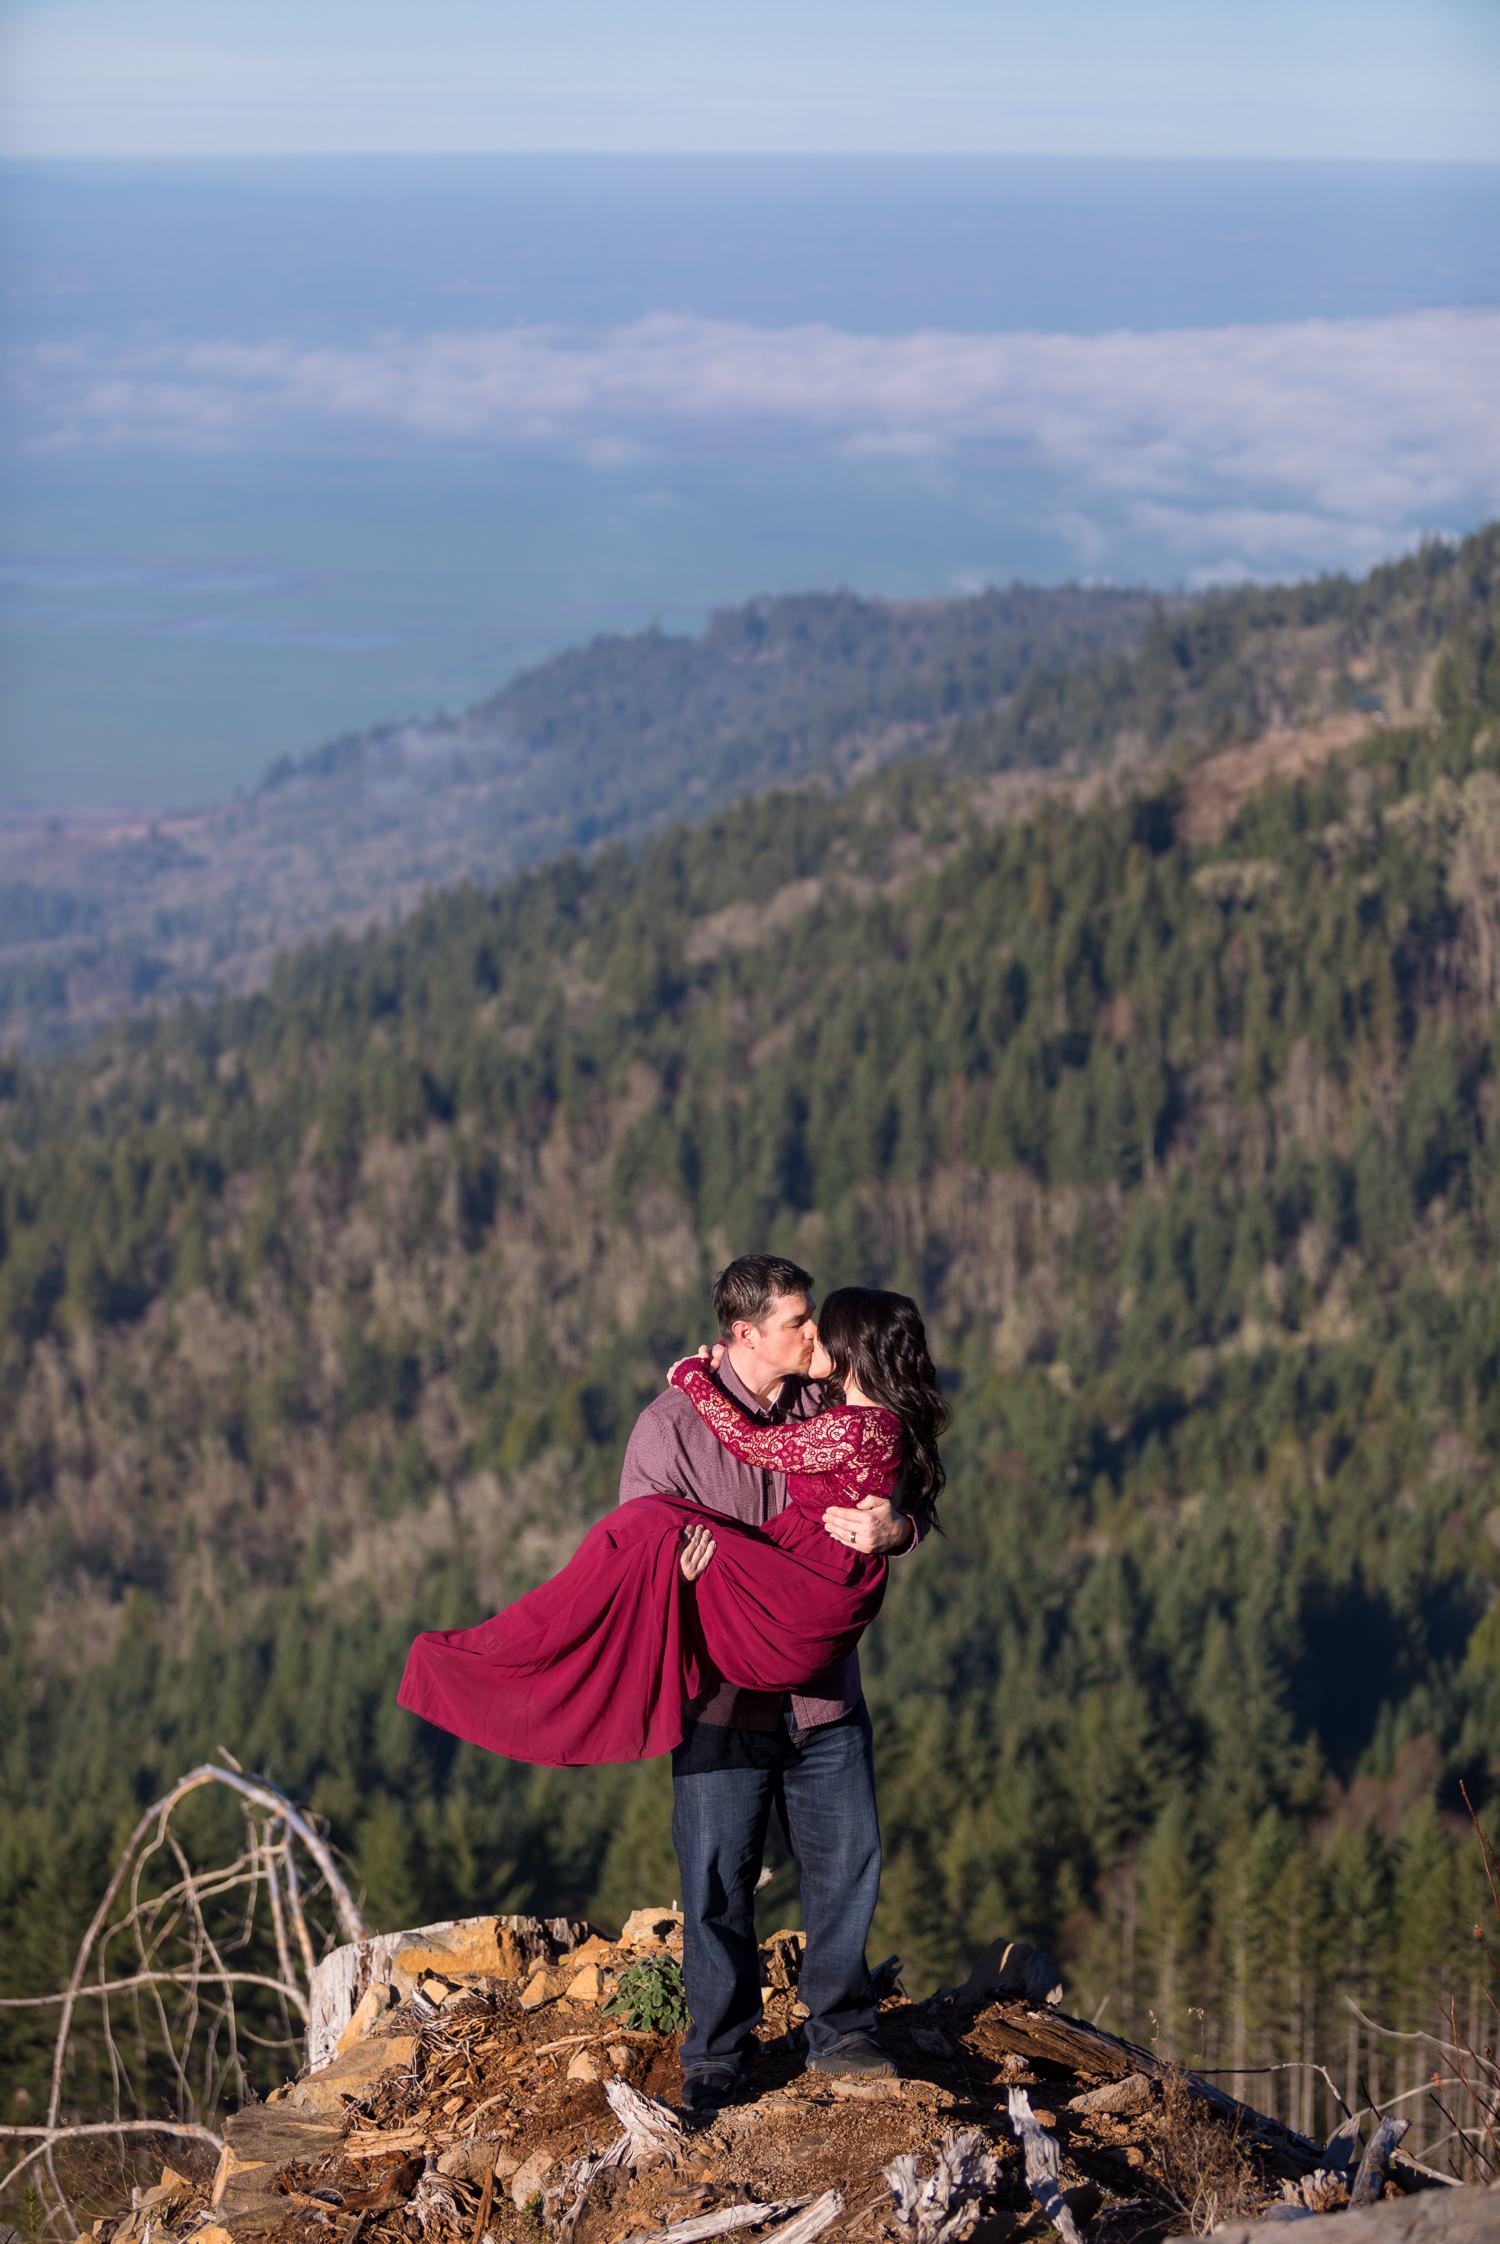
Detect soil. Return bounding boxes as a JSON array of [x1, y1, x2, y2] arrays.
[[74, 1932, 1431, 2244]]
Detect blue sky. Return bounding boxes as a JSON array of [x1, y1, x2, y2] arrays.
[[1, 0, 1497, 161]]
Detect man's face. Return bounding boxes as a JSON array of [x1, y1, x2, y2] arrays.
[[736, 1289, 818, 1383]]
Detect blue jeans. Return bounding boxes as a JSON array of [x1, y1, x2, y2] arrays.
[[670, 1699, 882, 2073]]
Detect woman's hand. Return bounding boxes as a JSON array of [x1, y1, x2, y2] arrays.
[[667, 1344, 725, 1386], [679, 1523, 717, 1581]]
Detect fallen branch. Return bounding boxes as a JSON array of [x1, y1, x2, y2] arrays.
[[1321, 2112, 1362, 2180], [755, 2194, 844, 2244], [960, 1999, 1321, 2176], [1006, 2089, 1084, 2244], [885, 2129, 1004, 2244], [606, 2076, 688, 2167], [1349, 2115, 1408, 2208], [553, 2079, 688, 2244], [617, 2198, 815, 2244]]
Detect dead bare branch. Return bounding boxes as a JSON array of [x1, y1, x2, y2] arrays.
[[0, 1968, 307, 2012], [12, 1760, 367, 2241], [0, 2120, 223, 2202]]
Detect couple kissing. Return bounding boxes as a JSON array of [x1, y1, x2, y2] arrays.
[[397, 1253, 948, 2108]]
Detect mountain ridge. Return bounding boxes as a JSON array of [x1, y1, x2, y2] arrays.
[[0, 580, 1160, 1056], [0, 530, 1477, 1059]]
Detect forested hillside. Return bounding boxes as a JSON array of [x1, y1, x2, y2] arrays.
[[0, 535, 1471, 1057], [3, 526, 1499, 2140], [0, 581, 1155, 1055]]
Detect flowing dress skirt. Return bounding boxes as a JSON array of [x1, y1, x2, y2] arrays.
[[396, 1492, 887, 1767]]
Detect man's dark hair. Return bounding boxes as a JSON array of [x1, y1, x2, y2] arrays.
[[712, 1255, 814, 1339]]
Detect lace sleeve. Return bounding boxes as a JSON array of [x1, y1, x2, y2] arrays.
[[669, 1359, 867, 1472]]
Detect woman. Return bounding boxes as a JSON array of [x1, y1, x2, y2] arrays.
[[395, 1287, 947, 1766]]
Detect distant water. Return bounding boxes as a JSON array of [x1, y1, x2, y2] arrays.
[[2, 156, 1498, 809]]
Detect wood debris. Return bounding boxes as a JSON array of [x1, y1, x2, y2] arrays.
[[63, 1917, 1462, 2244], [884, 2129, 1003, 2244]]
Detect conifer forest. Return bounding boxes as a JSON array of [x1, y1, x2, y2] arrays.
[[3, 525, 1500, 2144]]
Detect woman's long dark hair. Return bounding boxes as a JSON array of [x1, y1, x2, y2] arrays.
[[815, 1287, 949, 1525]]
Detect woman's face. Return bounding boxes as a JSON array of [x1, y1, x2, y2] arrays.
[[807, 1330, 834, 1382]]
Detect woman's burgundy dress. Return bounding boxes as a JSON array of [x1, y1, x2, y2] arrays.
[[395, 1362, 904, 1766]]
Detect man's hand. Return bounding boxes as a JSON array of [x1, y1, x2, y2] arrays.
[[821, 1493, 914, 1555], [679, 1523, 717, 1581]]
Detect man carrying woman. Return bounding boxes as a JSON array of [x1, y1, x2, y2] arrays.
[[397, 1252, 946, 2113]]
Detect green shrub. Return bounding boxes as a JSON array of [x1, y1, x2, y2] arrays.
[[604, 1954, 688, 2034]]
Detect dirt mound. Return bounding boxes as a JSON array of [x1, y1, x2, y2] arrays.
[[73, 1921, 1452, 2244]]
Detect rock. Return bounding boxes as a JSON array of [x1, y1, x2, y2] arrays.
[[898, 2078, 958, 2109], [282, 2030, 419, 2116], [337, 1978, 395, 2052], [437, 2137, 520, 2185], [1068, 2072, 1154, 2118], [566, 1964, 607, 2005], [414, 1971, 467, 2015], [565, 1933, 618, 1969], [1064, 2182, 1103, 2225], [620, 1907, 683, 1947], [510, 2149, 556, 2209], [520, 1965, 563, 2010], [607, 2043, 635, 2069], [190, 2230, 235, 2244], [567, 2048, 605, 2082]]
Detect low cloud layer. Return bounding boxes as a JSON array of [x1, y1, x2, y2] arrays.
[[20, 307, 1498, 581]]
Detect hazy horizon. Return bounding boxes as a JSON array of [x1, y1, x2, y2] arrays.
[[4, 0, 1496, 161], [3, 153, 1498, 811]]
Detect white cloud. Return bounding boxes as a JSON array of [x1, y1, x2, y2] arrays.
[[1128, 503, 1440, 579], [840, 426, 950, 460], [578, 434, 656, 468], [14, 307, 1498, 573]]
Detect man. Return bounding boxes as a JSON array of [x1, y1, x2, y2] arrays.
[[618, 1253, 925, 2113]]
